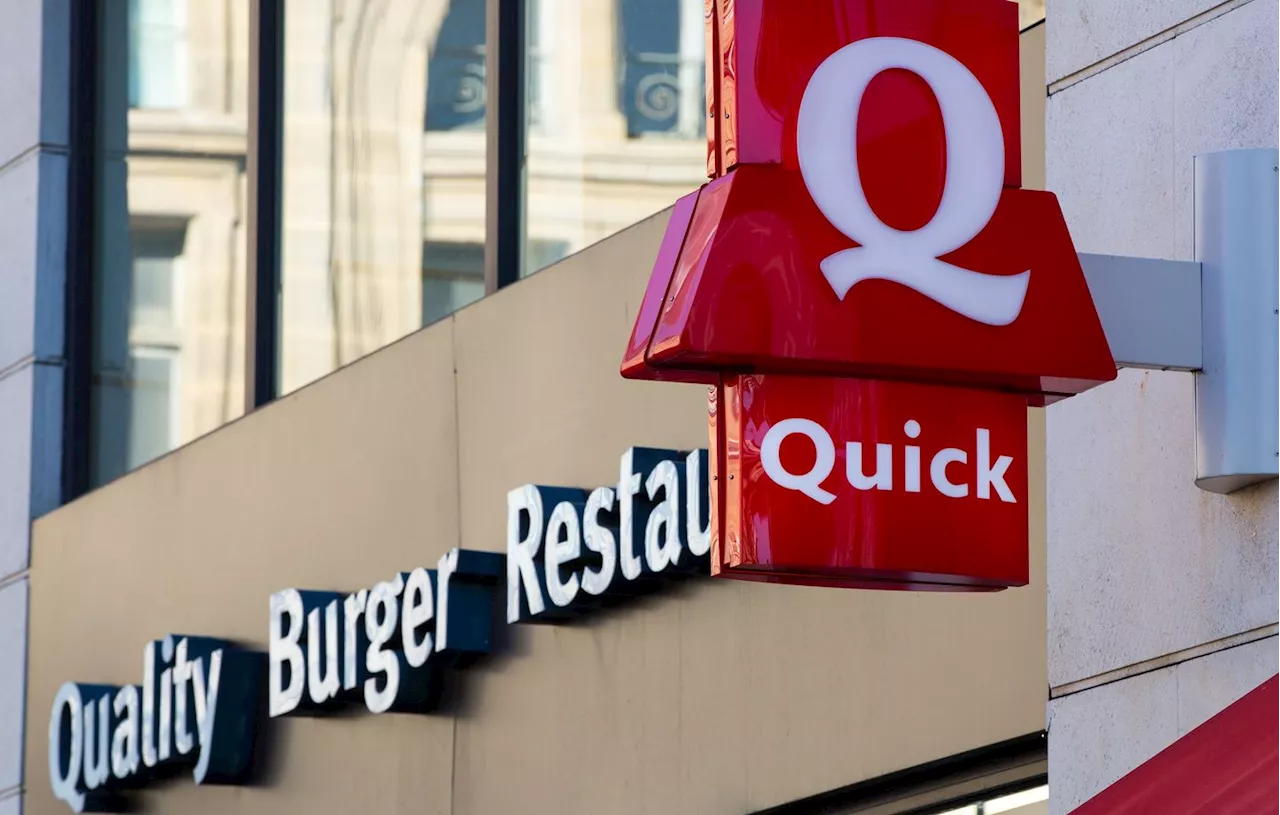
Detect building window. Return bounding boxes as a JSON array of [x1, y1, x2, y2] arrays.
[[128, 0, 189, 109], [422, 241, 485, 326], [91, 0, 248, 487], [279, 0, 487, 395], [618, 0, 705, 139], [934, 785, 1049, 815], [424, 0, 487, 132], [521, 0, 707, 279]]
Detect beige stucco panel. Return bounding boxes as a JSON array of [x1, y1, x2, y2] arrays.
[[453, 211, 711, 556]]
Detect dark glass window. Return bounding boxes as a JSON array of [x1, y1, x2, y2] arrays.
[[92, 0, 248, 486]]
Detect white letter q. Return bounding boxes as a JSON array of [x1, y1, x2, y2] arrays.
[[760, 419, 837, 505], [797, 37, 1029, 327]]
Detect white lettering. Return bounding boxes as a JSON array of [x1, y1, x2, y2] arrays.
[[141, 642, 158, 768], [306, 600, 342, 705], [110, 685, 140, 780], [433, 551, 455, 653], [506, 485, 546, 622], [684, 451, 711, 557], [797, 36, 1029, 326], [761, 418, 837, 504], [930, 448, 969, 498], [582, 487, 618, 595], [342, 590, 367, 690], [268, 590, 305, 717], [977, 428, 1016, 502], [364, 576, 404, 714], [173, 639, 196, 756], [904, 420, 922, 493], [49, 683, 84, 812], [644, 460, 682, 572], [402, 566, 434, 666], [846, 441, 892, 490], [192, 649, 222, 784], [618, 450, 644, 581], [545, 501, 583, 608], [82, 693, 111, 791]]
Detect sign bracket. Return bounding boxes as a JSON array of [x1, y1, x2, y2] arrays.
[[1077, 149, 1279, 495]]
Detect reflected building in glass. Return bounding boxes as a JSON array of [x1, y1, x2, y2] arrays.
[[94, 0, 710, 482], [93, 0, 251, 485]]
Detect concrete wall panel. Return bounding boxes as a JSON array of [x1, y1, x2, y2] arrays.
[[1047, 43, 1176, 259], [1047, 0, 1236, 84], [0, 579, 28, 796], [1047, 636, 1278, 814]]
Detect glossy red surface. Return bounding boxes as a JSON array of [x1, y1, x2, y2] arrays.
[[704, 0, 720, 178], [1073, 675, 1278, 815], [721, 0, 1020, 187], [712, 374, 1029, 589], [622, 0, 1111, 591], [619, 191, 715, 384], [640, 165, 1115, 399]]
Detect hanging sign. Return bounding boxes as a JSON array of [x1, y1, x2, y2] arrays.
[[622, 0, 1116, 589]]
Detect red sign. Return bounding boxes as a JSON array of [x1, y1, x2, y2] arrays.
[[717, 376, 1028, 589], [622, 0, 1115, 590]]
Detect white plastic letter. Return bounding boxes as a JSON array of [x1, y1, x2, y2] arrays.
[[402, 567, 435, 667], [760, 419, 837, 504], [930, 448, 969, 498], [364, 576, 405, 714], [644, 460, 682, 572], [797, 37, 1028, 326], [977, 428, 1016, 502], [684, 451, 712, 557], [49, 683, 85, 812], [268, 589, 305, 717], [618, 450, 644, 581], [582, 487, 618, 596], [545, 501, 583, 608], [846, 442, 892, 490]]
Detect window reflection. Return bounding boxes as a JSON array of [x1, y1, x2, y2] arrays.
[[93, 0, 249, 486], [280, 0, 488, 395], [934, 785, 1049, 815], [522, 0, 709, 278]]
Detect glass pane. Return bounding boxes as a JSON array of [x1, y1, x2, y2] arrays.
[[985, 785, 1049, 814], [922, 785, 1049, 815], [92, 0, 249, 487], [280, 0, 488, 395], [522, 0, 708, 278]]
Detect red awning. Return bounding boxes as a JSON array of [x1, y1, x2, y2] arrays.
[[1072, 673, 1278, 814]]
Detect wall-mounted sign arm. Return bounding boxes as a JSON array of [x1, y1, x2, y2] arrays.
[[1076, 148, 1279, 495], [1078, 253, 1203, 372]]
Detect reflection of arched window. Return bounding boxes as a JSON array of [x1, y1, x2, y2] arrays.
[[128, 0, 189, 109], [424, 0, 487, 131], [618, 0, 704, 138]]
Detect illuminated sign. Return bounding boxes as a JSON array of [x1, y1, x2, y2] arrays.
[[621, 0, 1115, 589]]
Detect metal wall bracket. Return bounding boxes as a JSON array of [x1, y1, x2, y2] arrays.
[[1077, 148, 1279, 496]]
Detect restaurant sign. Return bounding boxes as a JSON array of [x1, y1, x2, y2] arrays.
[[49, 448, 707, 811], [621, 0, 1115, 589]]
